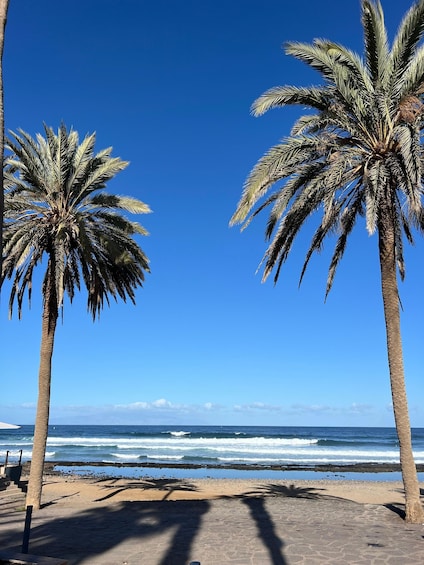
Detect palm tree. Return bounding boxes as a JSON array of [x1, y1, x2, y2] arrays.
[[0, 0, 10, 275], [231, 0, 424, 523], [2, 124, 151, 510]]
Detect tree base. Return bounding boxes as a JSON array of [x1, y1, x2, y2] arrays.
[[405, 500, 424, 523]]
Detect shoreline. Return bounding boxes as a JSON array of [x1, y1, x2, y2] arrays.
[[36, 460, 424, 474], [18, 460, 424, 487]]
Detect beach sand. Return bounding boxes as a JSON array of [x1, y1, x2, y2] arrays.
[[1, 472, 424, 564], [39, 473, 408, 506]]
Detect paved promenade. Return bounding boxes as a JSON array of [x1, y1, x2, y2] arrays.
[[1, 486, 424, 564]]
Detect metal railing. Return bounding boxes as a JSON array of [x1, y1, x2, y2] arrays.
[[3, 449, 23, 468]]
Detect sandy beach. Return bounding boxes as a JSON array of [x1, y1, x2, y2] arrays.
[[2, 471, 424, 564], [32, 472, 413, 506]]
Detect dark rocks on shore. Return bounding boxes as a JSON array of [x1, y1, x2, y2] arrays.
[[22, 461, 424, 477]]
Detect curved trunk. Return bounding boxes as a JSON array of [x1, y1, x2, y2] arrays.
[[26, 269, 58, 511], [378, 202, 423, 523], [0, 0, 9, 275]]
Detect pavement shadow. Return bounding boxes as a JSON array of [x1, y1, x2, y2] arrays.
[[241, 483, 327, 500], [221, 482, 346, 502], [384, 503, 405, 519], [2, 499, 210, 565], [382, 486, 424, 519], [242, 497, 287, 565], [214, 481, 341, 564], [41, 492, 81, 508], [93, 478, 199, 502]]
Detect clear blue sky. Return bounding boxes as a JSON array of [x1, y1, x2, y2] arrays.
[[2, 0, 423, 428]]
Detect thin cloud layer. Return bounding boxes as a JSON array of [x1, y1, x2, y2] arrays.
[[0, 399, 403, 427]]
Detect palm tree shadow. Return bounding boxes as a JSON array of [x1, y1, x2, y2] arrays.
[[244, 483, 325, 499], [41, 492, 80, 508], [384, 503, 405, 519], [94, 478, 199, 502], [4, 499, 210, 565], [227, 482, 346, 502], [382, 486, 424, 519], [383, 486, 424, 519], [217, 482, 341, 565], [242, 497, 287, 565]]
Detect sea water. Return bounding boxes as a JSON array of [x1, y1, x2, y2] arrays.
[[1, 425, 424, 480]]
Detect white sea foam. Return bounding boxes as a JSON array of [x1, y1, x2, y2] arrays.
[[217, 455, 403, 464], [111, 453, 140, 460], [0, 441, 33, 447], [211, 456, 284, 463], [169, 431, 190, 437], [45, 436, 318, 448], [0, 449, 34, 459], [46, 437, 119, 447]]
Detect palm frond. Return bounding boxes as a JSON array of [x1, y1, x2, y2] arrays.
[[284, 41, 340, 83], [365, 160, 388, 234], [263, 163, 324, 238], [361, 0, 389, 86], [389, 0, 424, 91], [230, 136, 322, 226], [252, 86, 331, 116], [392, 43, 424, 98], [326, 190, 364, 296], [85, 193, 151, 215], [313, 38, 373, 93]]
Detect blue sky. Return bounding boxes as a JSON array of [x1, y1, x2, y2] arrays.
[[2, 0, 423, 428]]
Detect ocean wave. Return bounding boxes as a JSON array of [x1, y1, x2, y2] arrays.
[[317, 439, 399, 447], [146, 455, 184, 460], [0, 449, 33, 459], [0, 441, 34, 447], [217, 456, 285, 463], [181, 455, 219, 462], [43, 436, 319, 448], [4, 426, 424, 468]]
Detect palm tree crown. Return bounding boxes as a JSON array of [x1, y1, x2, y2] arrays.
[[3, 124, 150, 319], [231, 0, 424, 293]]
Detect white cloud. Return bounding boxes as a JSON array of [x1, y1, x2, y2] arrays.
[[2, 398, 419, 427], [348, 402, 373, 414], [115, 399, 181, 411], [233, 402, 281, 412]]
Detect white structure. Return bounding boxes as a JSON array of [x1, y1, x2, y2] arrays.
[[0, 421, 20, 429]]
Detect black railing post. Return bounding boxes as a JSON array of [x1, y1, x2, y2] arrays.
[[21, 505, 33, 553]]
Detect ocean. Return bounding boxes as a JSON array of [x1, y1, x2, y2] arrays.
[[1, 425, 424, 481]]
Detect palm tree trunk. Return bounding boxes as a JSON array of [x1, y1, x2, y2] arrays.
[[0, 0, 9, 275], [26, 272, 58, 511], [378, 203, 423, 523]]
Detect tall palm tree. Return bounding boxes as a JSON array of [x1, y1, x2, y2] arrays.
[[0, 0, 10, 275], [231, 0, 424, 523], [2, 124, 151, 510]]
